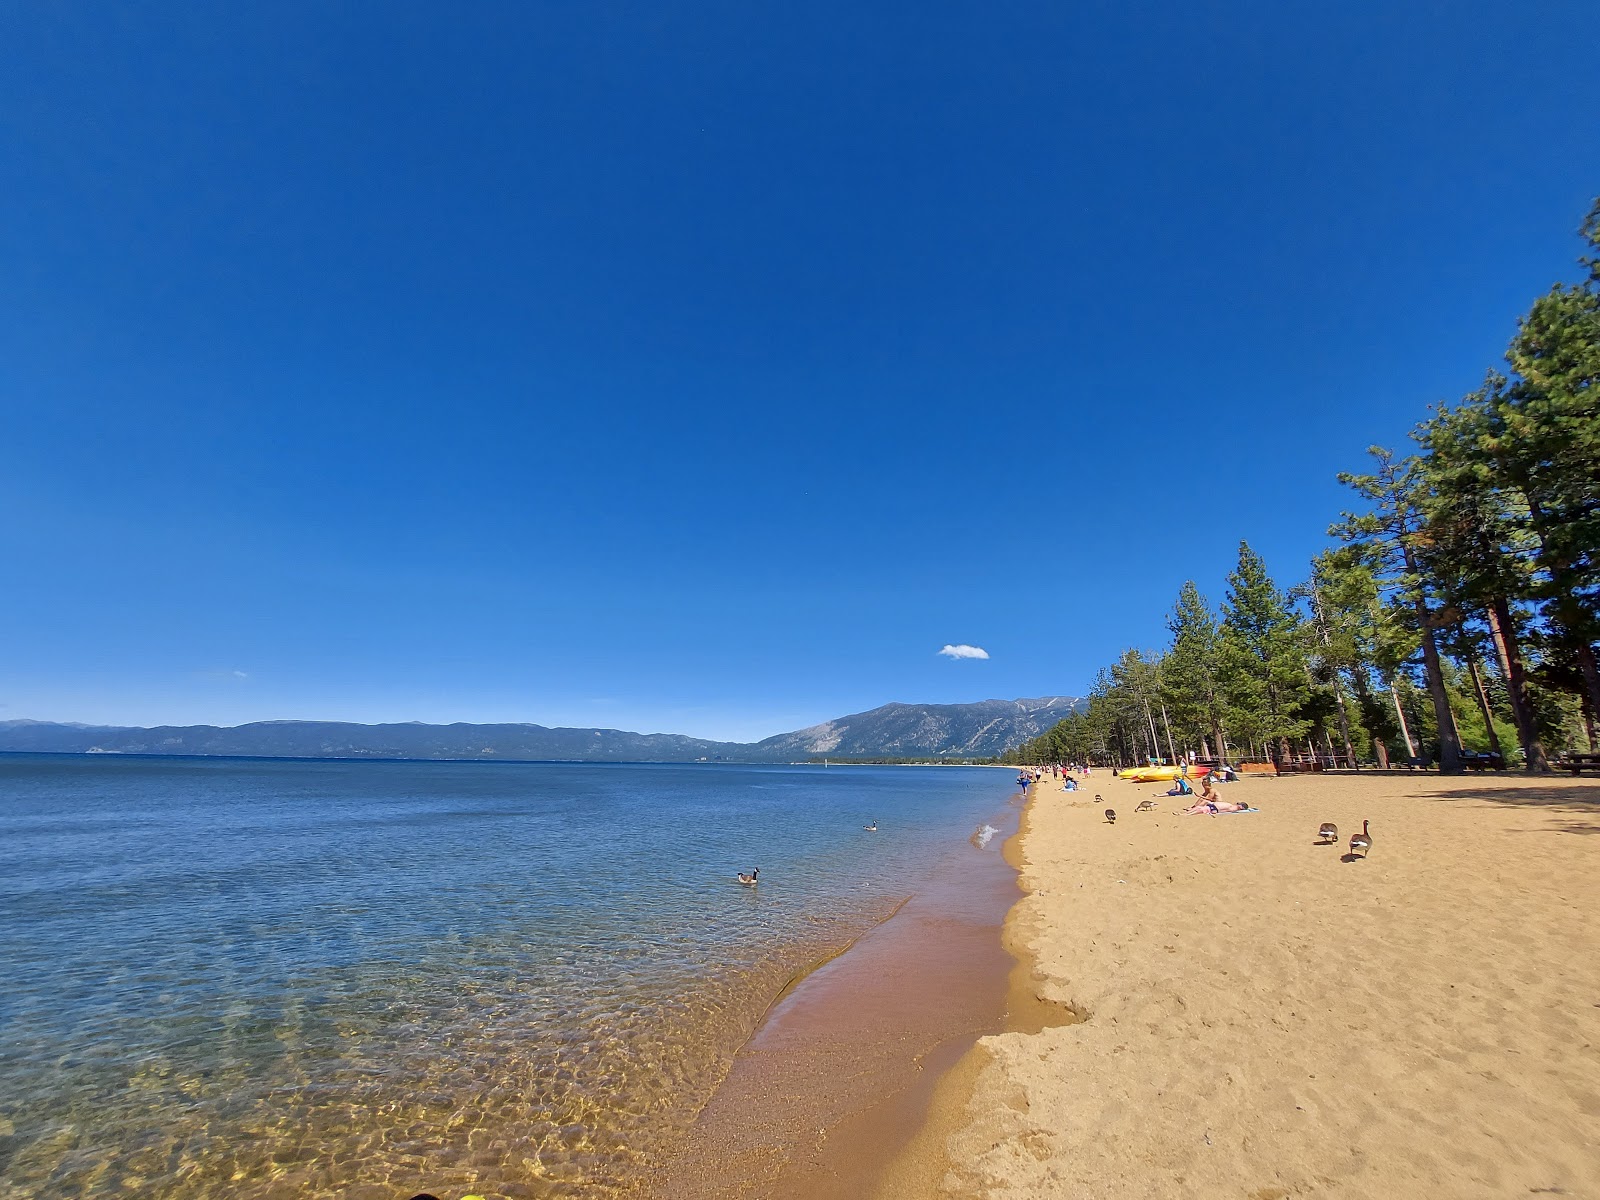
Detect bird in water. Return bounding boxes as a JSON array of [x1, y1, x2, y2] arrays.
[[737, 868, 760, 886], [863, 821, 878, 832], [1349, 821, 1372, 858], [1104, 808, 1117, 824], [1317, 822, 1339, 845], [1135, 800, 1157, 813]]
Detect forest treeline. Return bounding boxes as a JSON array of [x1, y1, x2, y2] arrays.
[[1006, 196, 1599, 774]]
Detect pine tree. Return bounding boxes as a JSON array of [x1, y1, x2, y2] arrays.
[[1415, 388, 1551, 770], [1159, 581, 1228, 762], [1333, 448, 1465, 772], [1109, 649, 1165, 763], [1217, 542, 1312, 760], [1297, 555, 1360, 764], [1488, 200, 1600, 711]]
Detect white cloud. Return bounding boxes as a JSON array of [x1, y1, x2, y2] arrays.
[[232, 670, 249, 679], [939, 644, 990, 660]]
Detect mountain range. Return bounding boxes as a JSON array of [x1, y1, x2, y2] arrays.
[[0, 697, 1080, 763]]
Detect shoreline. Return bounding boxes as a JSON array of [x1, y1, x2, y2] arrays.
[[871, 771, 1082, 1197], [0, 758, 1012, 1200], [880, 771, 1600, 1198], [649, 790, 1028, 1197]]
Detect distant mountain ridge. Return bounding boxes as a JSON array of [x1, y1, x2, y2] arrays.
[[747, 697, 1080, 759], [0, 698, 1081, 763]]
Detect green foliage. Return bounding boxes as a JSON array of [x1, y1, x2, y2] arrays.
[[1413, 384, 1536, 616], [1001, 195, 1600, 770], [1218, 542, 1312, 755], [1332, 448, 1466, 769], [1159, 582, 1227, 755]]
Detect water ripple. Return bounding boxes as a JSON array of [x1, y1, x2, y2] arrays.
[[0, 757, 1011, 1198]]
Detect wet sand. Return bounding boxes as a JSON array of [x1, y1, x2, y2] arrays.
[[882, 771, 1600, 1199], [651, 800, 1028, 1198]]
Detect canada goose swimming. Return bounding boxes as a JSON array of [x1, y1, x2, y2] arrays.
[[1318, 822, 1339, 845], [864, 822, 878, 832], [1349, 821, 1372, 858], [737, 868, 760, 886], [1104, 808, 1117, 824], [1135, 800, 1157, 813]]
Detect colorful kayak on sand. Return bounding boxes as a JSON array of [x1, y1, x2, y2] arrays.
[[1119, 765, 1212, 783]]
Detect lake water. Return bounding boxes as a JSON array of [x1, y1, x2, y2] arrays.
[[0, 756, 1016, 1199]]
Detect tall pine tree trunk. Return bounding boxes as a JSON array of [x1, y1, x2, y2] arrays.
[[1307, 586, 1357, 766], [1485, 599, 1550, 772], [1400, 542, 1463, 772], [1459, 635, 1502, 757], [1391, 680, 1417, 759], [1330, 675, 1356, 767]]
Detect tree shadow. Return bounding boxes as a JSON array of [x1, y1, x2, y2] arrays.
[[1511, 820, 1600, 836], [1421, 783, 1600, 834], [1422, 784, 1600, 810]]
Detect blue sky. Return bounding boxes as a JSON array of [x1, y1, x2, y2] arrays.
[[2, 2, 1596, 741]]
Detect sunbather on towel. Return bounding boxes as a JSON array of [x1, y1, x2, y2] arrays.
[[1181, 777, 1246, 814], [1180, 775, 1226, 811], [1181, 797, 1249, 814]]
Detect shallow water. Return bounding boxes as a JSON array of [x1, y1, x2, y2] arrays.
[[0, 756, 1013, 1199]]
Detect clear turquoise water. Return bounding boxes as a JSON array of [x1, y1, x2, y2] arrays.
[[0, 756, 1014, 1199]]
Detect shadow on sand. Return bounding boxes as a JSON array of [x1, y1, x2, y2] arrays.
[[1419, 782, 1600, 835]]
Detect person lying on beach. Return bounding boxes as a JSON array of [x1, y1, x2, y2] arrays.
[[1181, 794, 1249, 815], [1179, 775, 1248, 814]]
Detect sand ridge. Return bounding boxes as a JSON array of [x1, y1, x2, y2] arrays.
[[883, 772, 1600, 1199]]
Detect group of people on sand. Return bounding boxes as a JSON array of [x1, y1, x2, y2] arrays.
[[1016, 763, 1098, 794], [1025, 760, 1246, 813]]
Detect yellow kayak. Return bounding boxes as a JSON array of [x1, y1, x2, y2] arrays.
[[1119, 765, 1211, 783]]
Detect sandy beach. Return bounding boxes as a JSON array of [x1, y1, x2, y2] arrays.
[[880, 770, 1600, 1199]]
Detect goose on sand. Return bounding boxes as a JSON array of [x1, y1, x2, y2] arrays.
[[1136, 800, 1157, 813], [1318, 822, 1338, 845], [1104, 808, 1117, 824], [1349, 821, 1372, 858], [737, 868, 760, 886]]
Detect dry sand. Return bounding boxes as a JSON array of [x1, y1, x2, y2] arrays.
[[879, 771, 1600, 1199]]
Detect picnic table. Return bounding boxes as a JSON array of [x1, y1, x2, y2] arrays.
[[1459, 750, 1505, 771], [1558, 751, 1600, 774]]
